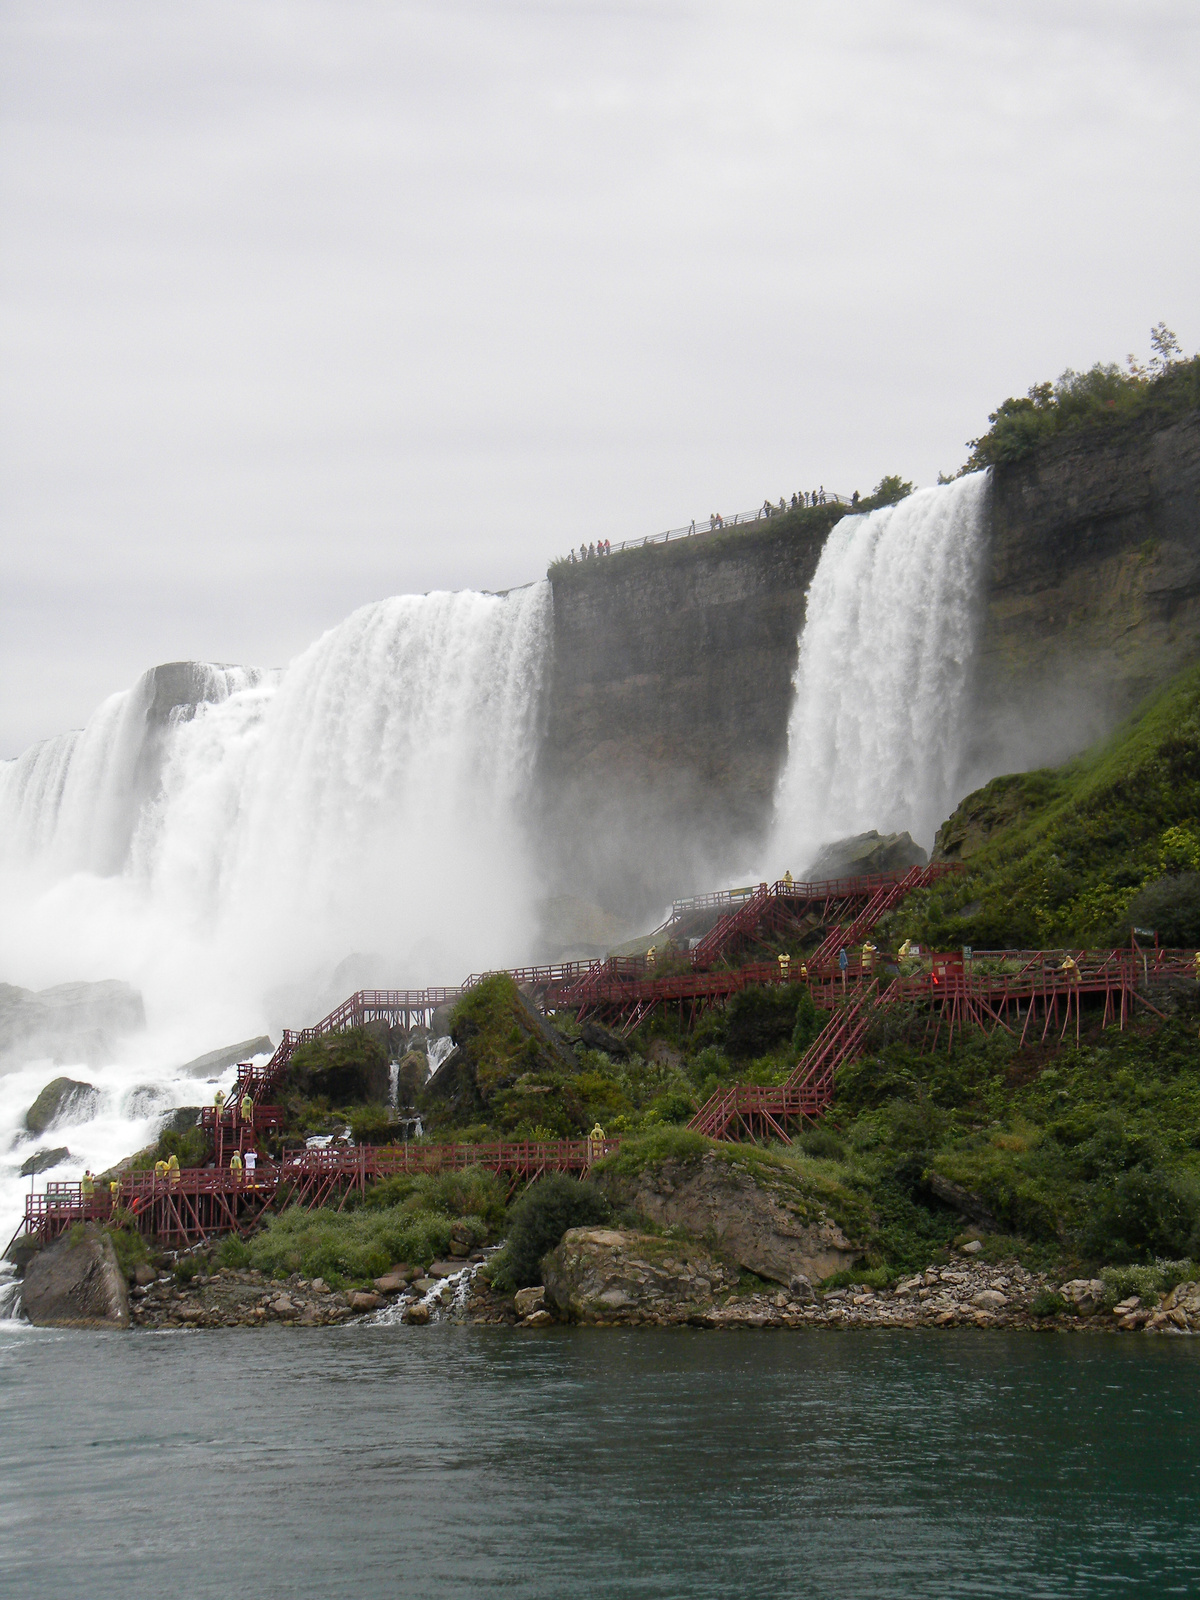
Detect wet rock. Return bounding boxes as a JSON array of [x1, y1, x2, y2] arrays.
[[428, 1260, 461, 1279], [19, 1145, 72, 1177], [373, 1271, 408, 1293], [121, 1084, 172, 1118], [513, 1285, 546, 1317], [597, 1150, 858, 1286], [542, 1227, 737, 1324], [349, 1290, 382, 1312], [804, 830, 927, 880], [412, 1278, 437, 1295], [522, 1309, 554, 1327], [133, 1263, 157, 1287], [404, 1302, 431, 1325], [24, 1077, 100, 1137], [177, 1036, 274, 1079], [21, 1224, 131, 1329]]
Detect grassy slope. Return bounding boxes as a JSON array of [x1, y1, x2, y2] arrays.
[[883, 661, 1200, 951]]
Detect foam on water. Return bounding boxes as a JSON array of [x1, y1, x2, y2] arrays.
[[0, 583, 552, 1255]]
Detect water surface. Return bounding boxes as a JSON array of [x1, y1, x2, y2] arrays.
[[1, 1324, 1196, 1599]]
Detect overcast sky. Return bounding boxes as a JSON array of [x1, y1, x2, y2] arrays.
[[2, 0, 1197, 754]]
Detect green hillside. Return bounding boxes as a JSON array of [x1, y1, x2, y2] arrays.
[[882, 662, 1200, 953]]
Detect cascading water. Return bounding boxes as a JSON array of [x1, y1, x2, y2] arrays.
[[772, 472, 991, 866], [0, 581, 553, 1265]]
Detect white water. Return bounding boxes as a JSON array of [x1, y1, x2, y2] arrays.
[[0, 583, 552, 1255], [772, 472, 991, 867]]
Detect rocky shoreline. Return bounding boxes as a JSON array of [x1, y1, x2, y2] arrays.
[[120, 1238, 1200, 1336]]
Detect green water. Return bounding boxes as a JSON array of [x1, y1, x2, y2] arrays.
[[0, 1324, 1196, 1599]]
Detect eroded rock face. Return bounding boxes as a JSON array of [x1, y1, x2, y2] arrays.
[[598, 1152, 859, 1286], [805, 830, 928, 881], [542, 1227, 737, 1324], [21, 1225, 130, 1329], [1, 980, 145, 1070]]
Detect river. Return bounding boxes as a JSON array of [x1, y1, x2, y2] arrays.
[[0, 1324, 1195, 1599]]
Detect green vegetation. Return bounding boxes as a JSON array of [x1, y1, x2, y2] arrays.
[[963, 326, 1197, 470], [248, 1167, 504, 1287], [288, 1026, 389, 1104], [67, 1221, 149, 1278], [888, 661, 1200, 950], [856, 474, 915, 510], [487, 1174, 611, 1291]]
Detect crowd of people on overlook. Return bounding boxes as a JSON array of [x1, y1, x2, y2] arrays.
[[562, 485, 852, 564], [566, 539, 612, 563]]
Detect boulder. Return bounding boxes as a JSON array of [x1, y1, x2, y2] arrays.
[[157, 1106, 201, 1136], [1060, 1278, 1106, 1316], [926, 1172, 1000, 1233], [349, 1291, 382, 1312], [19, 1145, 72, 1178], [24, 1077, 100, 1136], [541, 1227, 737, 1324], [404, 1302, 431, 1325], [579, 1019, 631, 1060], [20, 1224, 131, 1329], [597, 1149, 859, 1286], [412, 1278, 437, 1295], [177, 1037, 274, 1079], [373, 1271, 409, 1294], [513, 1285, 546, 1317], [804, 831, 928, 882], [427, 1260, 461, 1279]]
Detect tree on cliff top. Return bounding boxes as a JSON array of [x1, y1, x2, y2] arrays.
[[963, 325, 1198, 471]]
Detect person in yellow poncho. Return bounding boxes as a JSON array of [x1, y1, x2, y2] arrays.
[[167, 1153, 180, 1186]]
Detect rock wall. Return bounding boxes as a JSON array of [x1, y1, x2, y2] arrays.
[[966, 410, 1200, 783], [538, 415, 1200, 917], [537, 512, 836, 917]]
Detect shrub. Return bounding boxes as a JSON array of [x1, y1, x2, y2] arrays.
[[490, 1175, 610, 1291], [1081, 1167, 1200, 1262], [248, 1201, 476, 1286], [289, 1027, 390, 1105], [596, 1124, 709, 1176], [1030, 1289, 1069, 1318], [797, 1126, 845, 1162], [217, 1236, 252, 1270]]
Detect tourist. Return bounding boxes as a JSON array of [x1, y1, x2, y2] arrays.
[[851, 490, 860, 507], [109, 1179, 120, 1209], [229, 1148, 243, 1185], [862, 941, 876, 972], [244, 1146, 258, 1187], [81, 1170, 95, 1201], [241, 1092, 254, 1125], [782, 869, 794, 889], [689, 520, 696, 535], [167, 1153, 180, 1186], [838, 947, 849, 987], [154, 1158, 168, 1182], [579, 543, 587, 562], [214, 1089, 225, 1120], [778, 952, 791, 980], [1059, 954, 1080, 982], [645, 944, 657, 968]]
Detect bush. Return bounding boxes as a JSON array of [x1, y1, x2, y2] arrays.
[[490, 1175, 610, 1291], [217, 1236, 252, 1270], [289, 1027, 390, 1105], [249, 1200, 478, 1287], [1082, 1167, 1200, 1262], [797, 1126, 845, 1162], [1030, 1289, 1069, 1318]]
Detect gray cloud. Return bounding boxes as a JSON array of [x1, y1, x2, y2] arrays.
[[2, 0, 1197, 751]]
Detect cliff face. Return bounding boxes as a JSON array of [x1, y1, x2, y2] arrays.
[[538, 415, 1200, 918], [537, 512, 837, 916], [969, 411, 1200, 783]]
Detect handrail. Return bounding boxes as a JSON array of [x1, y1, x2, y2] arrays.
[[556, 494, 852, 566]]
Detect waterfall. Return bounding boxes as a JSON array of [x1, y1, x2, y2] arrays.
[[772, 472, 990, 864], [0, 581, 552, 1257]]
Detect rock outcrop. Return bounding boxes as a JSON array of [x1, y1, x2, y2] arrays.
[[21, 1225, 130, 1329], [19, 1145, 71, 1178], [177, 1036, 274, 1078], [597, 1150, 860, 1286], [24, 1076, 100, 1136], [1, 980, 145, 1070], [804, 830, 928, 881], [542, 1228, 738, 1323]]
